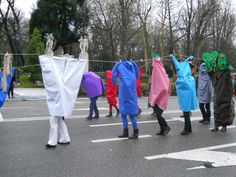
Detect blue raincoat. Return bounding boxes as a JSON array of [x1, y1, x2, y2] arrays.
[[0, 68, 15, 108], [171, 55, 197, 112], [112, 60, 139, 115], [197, 63, 213, 103]]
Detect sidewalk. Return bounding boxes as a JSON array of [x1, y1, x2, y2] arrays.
[[10, 88, 47, 101]]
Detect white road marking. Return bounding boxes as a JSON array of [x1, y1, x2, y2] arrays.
[[171, 116, 213, 122], [89, 118, 181, 128], [227, 125, 236, 129], [208, 125, 236, 130], [0, 112, 3, 122], [1, 107, 34, 109], [145, 142, 236, 170], [2, 114, 88, 122], [91, 135, 152, 143], [74, 107, 109, 111], [0, 110, 180, 122]]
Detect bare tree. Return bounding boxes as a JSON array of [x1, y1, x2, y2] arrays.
[[191, 0, 218, 56], [113, 0, 141, 58], [0, 0, 24, 65], [136, 0, 152, 73], [90, 0, 116, 59], [211, 0, 235, 50]]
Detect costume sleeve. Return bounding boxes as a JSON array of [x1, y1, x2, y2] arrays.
[[185, 56, 194, 62], [112, 63, 118, 84], [171, 55, 180, 71]]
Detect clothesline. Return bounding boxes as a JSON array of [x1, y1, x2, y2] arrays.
[[0, 52, 203, 69], [0, 52, 203, 61]]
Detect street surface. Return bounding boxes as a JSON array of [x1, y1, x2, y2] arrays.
[[0, 97, 236, 177]]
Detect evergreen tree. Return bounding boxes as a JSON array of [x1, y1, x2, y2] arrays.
[[27, 28, 45, 82], [29, 0, 89, 53]]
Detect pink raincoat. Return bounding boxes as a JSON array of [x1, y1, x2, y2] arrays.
[[149, 58, 171, 110]]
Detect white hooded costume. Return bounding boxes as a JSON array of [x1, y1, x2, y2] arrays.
[[39, 54, 87, 146]]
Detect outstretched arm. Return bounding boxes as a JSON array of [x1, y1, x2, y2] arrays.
[[171, 54, 180, 71]]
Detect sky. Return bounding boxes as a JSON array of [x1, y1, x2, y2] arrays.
[[2, 0, 236, 19], [1, 0, 37, 19], [15, 0, 37, 18]]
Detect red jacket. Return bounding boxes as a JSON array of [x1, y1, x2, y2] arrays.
[[106, 70, 117, 105], [136, 68, 143, 97]]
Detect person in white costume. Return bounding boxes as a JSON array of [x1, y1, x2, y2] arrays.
[[39, 54, 88, 149]]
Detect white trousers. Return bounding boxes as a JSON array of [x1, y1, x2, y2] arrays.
[[48, 116, 71, 146]]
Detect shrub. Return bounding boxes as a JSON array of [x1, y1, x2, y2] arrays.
[[141, 82, 149, 95], [142, 73, 149, 83], [169, 77, 176, 96], [19, 74, 35, 88]]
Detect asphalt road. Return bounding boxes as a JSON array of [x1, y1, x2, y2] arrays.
[[0, 97, 236, 177]]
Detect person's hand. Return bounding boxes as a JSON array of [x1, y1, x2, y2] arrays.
[[189, 56, 194, 60]]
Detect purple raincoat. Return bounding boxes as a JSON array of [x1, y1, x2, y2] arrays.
[[82, 72, 104, 98]]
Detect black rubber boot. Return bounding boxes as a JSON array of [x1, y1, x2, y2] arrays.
[[156, 118, 164, 135], [160, 117, 170, 136], [156, 113, 170, 136], [220, 126, 227, 132], [181, 112, 192, 135], [162, 126, 171, 136], [129, 129, 139, 139], [118, 128, 129, 138], [105, 112, 112, 117]]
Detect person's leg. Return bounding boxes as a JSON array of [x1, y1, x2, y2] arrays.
[[151, 107, 155, 116], [154, 105, 170, 136], [129, 115, 138, 129], [109, 104, 112, 112], [106, 104, 113, 117], [137, 106, 142, 116], [114, 104, 119, 116], [129, 115, 139, 139], [114, 104, 119, 111], [199, 103, 207, 123], [46, 116, 58, 148], [8, 91, 10, 99], [205, 103, 211, 121], [118, 114, 129, 137], [220, 125, 227, 132], [58, 116, 71, 144], [87, 98, 93, 119], [181, 112, 192, 135], [8, 86, 12, 98], [93, 97, 99, 118], [10, 86, 14, 98]]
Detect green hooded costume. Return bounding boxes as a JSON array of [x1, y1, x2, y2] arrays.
[[202, 51, 234, 126]]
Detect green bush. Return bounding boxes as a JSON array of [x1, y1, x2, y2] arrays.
[[19, 74, 36, 88], [30, 73, 43, 83], [141, 83, 149, 95], [169, 77, 176, 96], [142, 73, 149, 83]]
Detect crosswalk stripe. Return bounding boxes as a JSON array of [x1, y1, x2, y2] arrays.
[[91, 135, 152, 143]]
